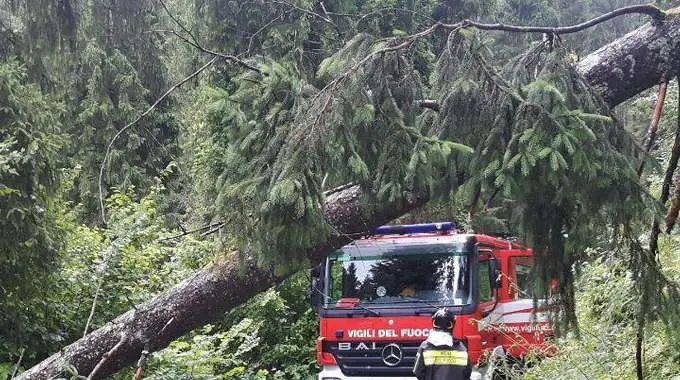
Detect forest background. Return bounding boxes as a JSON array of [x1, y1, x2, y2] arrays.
[[2, 0, 680, 379]]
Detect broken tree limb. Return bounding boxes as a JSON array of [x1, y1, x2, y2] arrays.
[[636, 78, 670, 377], [86, 333, 127, 380], [18, 10, 680, 380], [638, 80, 669, 176], [667, 183, 680, 232], [666, 81, 680, 233], [662, 81, 680, 205]]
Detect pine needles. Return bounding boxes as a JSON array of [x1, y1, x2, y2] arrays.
[[201, 22, 680, 333], [431, 30, 673, 331]]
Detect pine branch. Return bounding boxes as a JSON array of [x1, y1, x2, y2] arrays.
[[247, 12, 289, 55], [156, 0, 261, 72], [267, 0, 341, 36], [157, 0, 199, 46], [406, 4, 668, 111], [97, 57, 219, 224], [155, 221, 225, 242], [432, 4, 664, 38], [350, 6, 436, 24], [304, 23, 453, 135], [459, 4, 664, 34]]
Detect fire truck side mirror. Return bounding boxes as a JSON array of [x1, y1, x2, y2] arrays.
[[489, 259, 502, 289], [309, 264, 325, 310]]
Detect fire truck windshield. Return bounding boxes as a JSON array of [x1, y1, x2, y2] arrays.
[[325, 242, 472, 308]]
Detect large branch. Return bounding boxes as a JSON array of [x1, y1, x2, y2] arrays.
[[18, 11, 680, 380]]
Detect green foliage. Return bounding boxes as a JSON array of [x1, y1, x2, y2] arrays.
[[194, 29, 477, 272], [80, 186, 217, 329], [429, 31, 659, 329], [64, 0, 180, 221], [193, 61, 332, 273], [0, 181, 215, 367], [2, 0, 180, 223], [0, 0, 78, 85], [0, 60, 65, 361], [0, 363, 12, 379], [527, 238, 680, 379]]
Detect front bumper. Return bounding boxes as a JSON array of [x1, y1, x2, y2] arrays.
[[318, 365, 416, 380], [318, 365, 483, 380]]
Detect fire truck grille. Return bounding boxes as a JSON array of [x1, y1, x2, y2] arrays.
[[324, 341, 421, 377]]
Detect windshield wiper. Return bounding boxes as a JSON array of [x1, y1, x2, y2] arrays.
[[355, 304, 381, 316], [387, 297, 441, 309], [363, 297, 441, 309], [329, 303, 380, 316]]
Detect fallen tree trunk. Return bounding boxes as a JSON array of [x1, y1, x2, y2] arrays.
[[19, 12, 680, 380], [19, 186, 427, 379], [577, 10, 680, 106]]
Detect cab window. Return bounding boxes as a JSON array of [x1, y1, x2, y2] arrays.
[[479, 260, 493, 302], [510, 256, 534, 299]]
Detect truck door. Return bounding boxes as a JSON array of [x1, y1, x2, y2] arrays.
[[477, 250, 498, 352]]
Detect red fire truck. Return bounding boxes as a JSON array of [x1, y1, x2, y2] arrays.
[[311, 222, 555, 380]]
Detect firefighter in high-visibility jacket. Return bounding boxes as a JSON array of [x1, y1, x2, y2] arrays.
[[413, 308, 472, 380]]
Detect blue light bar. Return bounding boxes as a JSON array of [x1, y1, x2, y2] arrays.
[[373, 222, 456, 235]]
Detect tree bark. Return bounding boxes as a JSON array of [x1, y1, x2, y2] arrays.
[[577, 11, 680, 107], [18, 12, 680, 380]]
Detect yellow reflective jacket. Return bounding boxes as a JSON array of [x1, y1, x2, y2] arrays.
[[413, 337, 471, 380]]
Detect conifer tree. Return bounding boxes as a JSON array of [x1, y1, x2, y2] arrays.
[[67, 0, 180, 221], [0, 60, 65, 362]]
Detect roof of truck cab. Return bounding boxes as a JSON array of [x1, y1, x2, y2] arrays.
[[349, 232, 524, 250]]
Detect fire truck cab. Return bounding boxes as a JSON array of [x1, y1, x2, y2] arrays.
[[312, 222, 554, 380]]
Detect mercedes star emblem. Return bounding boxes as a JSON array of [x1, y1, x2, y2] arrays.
[[376, 286, 387, 297], [381, 343, 403, 367]]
